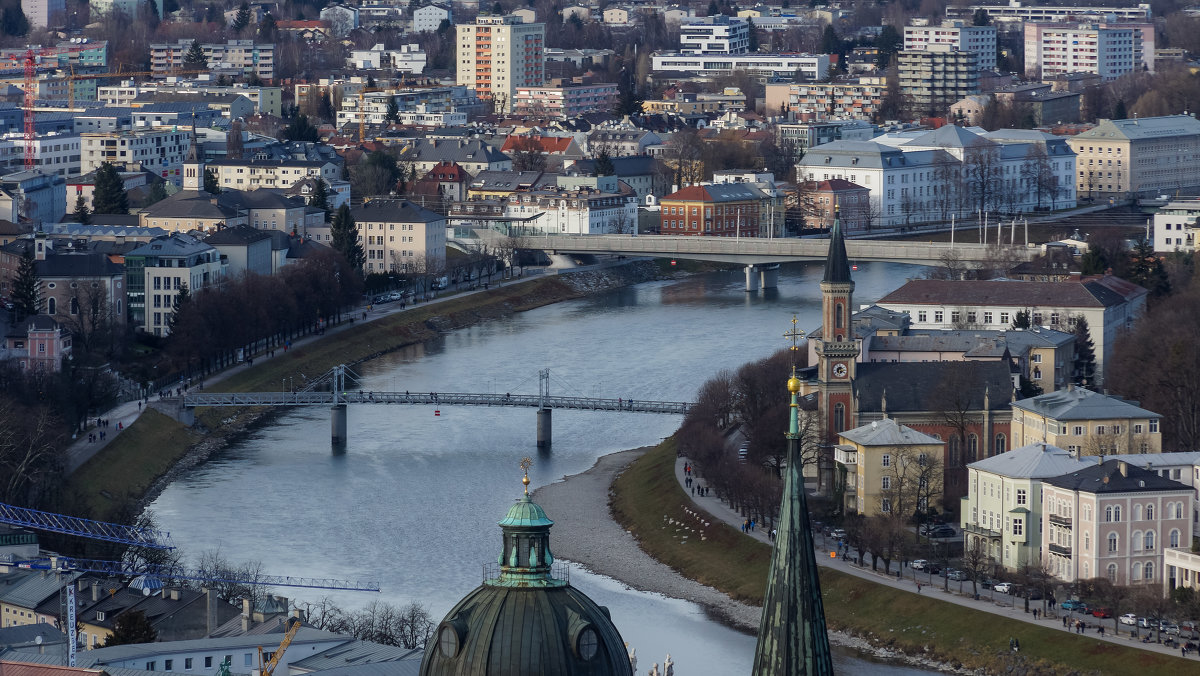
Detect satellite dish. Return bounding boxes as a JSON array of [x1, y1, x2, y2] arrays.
[[35, 635, 43, 645]]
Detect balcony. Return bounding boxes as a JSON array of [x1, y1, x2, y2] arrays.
[[1048, 543, 1072, 557], [1048, 513, 1072, 527], [963, 523, 1003, 540]]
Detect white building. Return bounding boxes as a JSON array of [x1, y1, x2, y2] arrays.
[[498, 181, 637, 235], [948, 3, 1152, 25], [652, 53, 829, 79], [0, 132, 81, 176], [21, 0, 64, 28], [1153, 199, 1200, 254], [456, 15, 545, 113], [207, 159, 340, 191], [349, 198, 446, 274], [125, 233, 225, 336], [98, 80, 283, 116], [903, 19, 997, 72], [412, 3, 451, 33], [320, 4, 360, 36], [89, 0, 157, 18], [1023, 23, 1137, 81], [679, 15, 750, 56], [80, 130, 191, 185]]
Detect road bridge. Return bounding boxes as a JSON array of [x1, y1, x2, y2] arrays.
[[181, 367, 691, 448], [530, 234, 1037, 291]]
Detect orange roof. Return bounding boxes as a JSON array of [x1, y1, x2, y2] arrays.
[[277, 20, 327, 28], [501, 135, 575, 154], [0, 661, 105, 676]]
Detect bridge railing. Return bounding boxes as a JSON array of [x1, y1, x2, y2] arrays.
[[183, 391, 691, 414]]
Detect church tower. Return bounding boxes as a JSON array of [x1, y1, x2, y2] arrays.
[[815, 208, 859, 487], [182, 125, 203, 192]]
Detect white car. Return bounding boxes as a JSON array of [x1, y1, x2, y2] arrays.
[[994, 582, 1015, 594], [1119, 613, 1139, 626], [911, 559, 929, 571]]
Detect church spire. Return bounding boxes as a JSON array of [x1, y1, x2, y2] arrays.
[[752, 347, 833, 675], [822, 201, 851, 284]]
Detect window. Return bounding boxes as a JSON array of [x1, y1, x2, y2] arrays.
[[185, 659, 193, 670], [147, 663, 156, 671], [1012, 518, 1023, 536], [1132, 562, 1143, 581], [1146, 504, 1154, 520], [1144, 531, 1155, 551], [165, 660, 173, 671], [244, 654, 252, 667], [881, 498, 892, 513], [1073, 426, 1083, 436], [1096, 425, 1106, 435], [1083, 532, 1090, 551], [1000, 312, 1010, 324], [833, 403, 844, 433], [1107, 563, 1117, 582], [1171, 529, 1181, 547], [1108, 532, 1118, 552], [983, 311, 993, 324], [918, 311, 927, 322], [1145, 562, 1155, 581], [1150, 419, 1159, 433], [1134, 423, 1144, 434], [1016, 488, 1027, 505], [934, 310, 944, 323], [882, 476, 891, 490], [881, 454, 891, 467], [995, 434, 1006, 454]]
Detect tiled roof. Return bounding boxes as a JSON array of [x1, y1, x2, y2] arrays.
[[1044, 459, 1192, 494], [854, 361, 1013, 414], [968, 442, 1095, 478], [500, 135, 576, 154], [839, 418, 943, 446], [1010, 387, 1161, 421], [877, 279, 1130, 308]]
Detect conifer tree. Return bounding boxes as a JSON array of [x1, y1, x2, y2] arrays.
[[11, 244, 39, 319], [330, 204, 364, 274], [1073, 316, 1097, 387], [183, 40, 208, 69], [204, 168, 220, 195], [91, 162, 129, 214], [308, 179, 329, 220], [73, 195, 91, 224], [232, 2, 251, 31], [104, 611, 157, 646]]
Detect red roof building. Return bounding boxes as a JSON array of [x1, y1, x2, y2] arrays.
[[500, 134, 585, 158], [659, 184, 765, 237], [800, 179, 871, 232]]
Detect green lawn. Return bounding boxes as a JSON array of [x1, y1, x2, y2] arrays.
[[614, 440, 1193, 675]]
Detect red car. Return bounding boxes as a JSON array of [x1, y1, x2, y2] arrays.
[[1091, 607, 1113, 619]]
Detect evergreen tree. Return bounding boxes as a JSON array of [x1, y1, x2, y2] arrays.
[[203, 168, 220, 195], [147, 180, 169, 205], [103, 610, 157, 647], [73, 195, 91, 224], [258, 12, 276, 40], [308, 179, 329, 220], [874, 25, 902, 69], [167, 281, 189, 335], [747, 18, 759, 52], [231, 2, 251, 31], [1, 6, 28, 37], [594, 148, 615, 176], [91, 162, 129, 214], [706, 0, 719, 16], [1072, 316, 1097, 387], [330, 204, 364, 274], [1080, 243, 1109, 275], [1011, 310, 1031, 330], [1127, 238, 1171, 298], [972, 8, 991, 26], [12, 243, 39, 319], [821, 25, 842, 57], [1114, 98, 1128, 120], [613, 67, 644, 117], [183, 40, 208, 70], [385, 97, 399, 122], [282, 113, 319, 142]]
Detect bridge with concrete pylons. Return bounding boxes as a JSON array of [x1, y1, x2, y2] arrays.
[[463, 232, 1037, 291], [181, 366, 692, 448]]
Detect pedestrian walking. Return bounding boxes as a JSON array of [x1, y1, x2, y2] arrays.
[[1033, 609, 1039, 620], [1063, 616, 1068, 628], [916, 582, 922, 594], [691, 485, 695, 496]]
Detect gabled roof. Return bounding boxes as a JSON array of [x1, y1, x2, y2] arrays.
[[500, 135, 577, 154], [876, 279, 1136, 309], [1070, 114, 1200, 142], [352, 199, 444, 224], [968, 442, 1095, 478], [139, 191, 241, 220], [812, 178, 867, 193], [1044, 459, 1192, 494], [839, 418, 943, 447], [126, 233, 214, 258], [421, 161, 469, 183], [854, 361, 1013, 414], [1010, 386, 1161, 421], [663, 183, 765, 202], [204, 225, 272, 246], [902, 124, 991, 149]]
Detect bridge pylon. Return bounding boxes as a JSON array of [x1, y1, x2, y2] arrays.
[[537, 368, 551, 448]]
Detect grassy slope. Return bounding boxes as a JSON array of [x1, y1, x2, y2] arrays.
[[611, 441, 1192, 675]]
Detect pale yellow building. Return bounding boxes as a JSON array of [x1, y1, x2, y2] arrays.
[[1067, 114, 1200, 199], [456, 15, 545, 113], [1010, 385, 1163, 455], [835, 418, 945, 518]]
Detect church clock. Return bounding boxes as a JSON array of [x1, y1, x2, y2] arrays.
[[832, 362, 848, 379]]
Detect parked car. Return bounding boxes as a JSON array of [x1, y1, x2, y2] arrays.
[[830, 529, 846, 541], [980, 578, 999, 589], [911, 559, 929, 571], [1091, 607, 1113, 619], [1138, 617, 1157, 628], [947, 570, 969, 581], [1027, 588, 1043, 600], [940, 568, 961, 578], [1163, 622, 1180, 635], [1119, 613, 1139, 626], [927, 526, 956, 538], [926, 563, 942, 575], [1060, 599, 1088, 612], [994, 582, 1016, 594]]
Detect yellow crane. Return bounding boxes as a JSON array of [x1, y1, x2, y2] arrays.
[[257, 616, 303, 676]]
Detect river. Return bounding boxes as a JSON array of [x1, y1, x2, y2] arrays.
[[149, 261, 936, 675]]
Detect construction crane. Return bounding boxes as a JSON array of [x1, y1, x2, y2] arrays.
[[0, 500, 173, 550], [258, 616, 302, 676]]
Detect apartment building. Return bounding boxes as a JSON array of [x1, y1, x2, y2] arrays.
[[764, 81, 885, 120], [1153, 199, 1200, 254], [947, 3, 1152, 25], [350, 198, 446, 274], [207, 159, 340, 191], [897, 45, 978, 116], [21, 0, 65, 29], [1042, 459, 1192, 585], [98, 80, 283, 116], [1067, 114, 1200, 199], [1010, 386, 1164, 455], [0, 39, 107, 72], [679, 15, 750, 55], [903, 19, 997, 71], [1023, 23, 1137, 81], [346, 43, 427, 73], [150, 40, 275, 82], [456, 15, 545, 113], [659, 183, 765, 237], [412, 3, 451, 33], [835, 418, 944, 518], [80, 130, 191, 185], [0, 132, 81, 176], [651, 53, 829, 79], [124, 233, 225, 335], [502, 183, 637, 235], [513, 82, 619, 119]]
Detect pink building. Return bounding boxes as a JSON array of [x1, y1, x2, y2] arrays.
[[1041, 459, 1193, 586], [513, 82, 619, 119], [4, 315, 72, 372]]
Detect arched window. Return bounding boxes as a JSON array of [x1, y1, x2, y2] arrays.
[[1107, 563, 1118, 582], [948, 436, 961, 467], [47, 297, 56, 315], [1132, 562, 1143, 581], [1107, 532, 1119, 553], [833, 403, 845, 433], [1170, 529, 1181, 548], [1083, 562, 1089, 579], [1145, 562, 1155, 581], [835, 303, 844, 329], [1133, 504, 1142, 521], [1132, 530, 1142, 550], [1145, 504, 1154, 520], [1114, 505, 1122, 522], [1105, 506, 1114, 522], [1144, 531, 1155, 551], [967, 434, 978, 461], [995, 434, 1006, 454], [70, 297, 79, 315], [1083, 532, 1090, 551]]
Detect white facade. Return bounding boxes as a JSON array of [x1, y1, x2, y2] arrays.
[[412, 4, 451, 33], [949, 3, 1152, 24], [209, 160, 340, 190], [21, 0, 64, 28], [503, 189, 637, 235], [80, 130, 190, 185], [679, 15, 750, 56], [320, 4, 360, 36], [904, 20, 997, 71], [456, 15, 545, 113], [90, 0, 157, 18], [346, 43, 426, 73], [1154, 199, 1200, 254], [652, 53, 829, 79], [1024, 24, 1136, 81], [0, 133, 80, 176]]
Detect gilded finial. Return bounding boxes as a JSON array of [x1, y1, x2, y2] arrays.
[[785, 316, 805, 393], [520, 457, 533, 495]]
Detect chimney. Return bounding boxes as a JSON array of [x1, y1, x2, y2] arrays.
[[206, 589, 218, 635], [242, 598, 252, 632], [170, 588, 180, 601], [91, 581, 100, 602], [1118, 461, 1128, 477]]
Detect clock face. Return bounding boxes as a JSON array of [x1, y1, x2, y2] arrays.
[[832, 362, 848, 378]]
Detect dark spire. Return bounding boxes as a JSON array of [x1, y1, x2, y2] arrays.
[[752, 371, 834, 676], [186, 113, 200, 164], [822, 202, 851, 284]]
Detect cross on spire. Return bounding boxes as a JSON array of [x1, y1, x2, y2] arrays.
[[519, 457, 533, 495], [784, 315, 806, 368]]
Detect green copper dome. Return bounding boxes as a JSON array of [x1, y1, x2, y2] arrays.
[[498, 495, 554, 528]]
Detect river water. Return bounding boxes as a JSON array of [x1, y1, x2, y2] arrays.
[[150, 261, 936, 675]]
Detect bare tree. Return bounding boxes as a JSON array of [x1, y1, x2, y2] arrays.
[[961, 139, 1004, 215], [961, 535, 994, 599], [1019, 143, 1057, 210]]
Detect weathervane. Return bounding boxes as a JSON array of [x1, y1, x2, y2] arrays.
[[520, 457, 533, 495]]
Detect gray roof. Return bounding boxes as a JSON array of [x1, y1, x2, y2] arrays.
[[902, 124, 992, 149], [401, 139, 509, 165], [468, 170, 554, 191], [1070, 114, 1200, 142], [877, 278, 1137, 309], [1010, 387, 1161, 421], [208, 159, 333, 168], [968, 442, 1097, 478], [854, 361, 1013, 414], [217, 189, 304, 210], [353, 199, 444, 224], [204, 225, 272, 245], [1044, 459, 1192, 494], [0, 648, 175, 676], [1101, 451, 1200, 468], [81, 627, 347, 663], [0, 571, 81, 610], [0, 623, 66, 650], [568, 155, 656, 177], [839, 418, 944, 446], [869, 327, 1074, 357], [126, 233, 215, 258], [289, 640, 421, 673], [139, 191, 241, 220]]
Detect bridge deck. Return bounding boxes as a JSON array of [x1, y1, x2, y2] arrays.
[[183, 391, 691, 415]]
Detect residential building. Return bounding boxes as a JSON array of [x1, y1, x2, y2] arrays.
[[1023, 23, 1138, 81], [897, 45, 978, 116], [0, 132, 82, 176], [3, 315, 71, 372], [659, 183, 764, 237], [129, 93, 254, 121], [456, 15, 545, 113], [1041, 459, 1192, 585], [412, 3, 451, 33], [587, 128, 661, 157], [124, 233, 224, 335], [499, 182, 637, 235], [641, 89, 747, 116], [335, 86, 460, 127], [397, 138, 512, 174], [465, 170, 556, 201], [1067, 115, 1200, 199], [345, 44, 427, 73], [0, 234, 126, 328], [79, 129, 191, 185], [835, 418, 944, 518], [950, 87, 1081, 127], [150, 40, 276, 82], [875, 276, 1147, 384], [1010, 386, 1163, 455], [566, 155, 662, 201], [798, 179, 871, 231], [947, 3, 1152, 25], [21, 0, 65, 29], [98, 80, 283, 116], [204, 225, 273, 277], [319, 4, 359, 36], [513, 82, 619, 119], [603, 7, 632, 25], [350, 198, 446, 273], [679, 15, 750, 55], [651, 53, 829, 79], [70, 627, 352, 672], [764, 81, 886, 120], [903, 19, 997, 71], [962, 443, 1091, 572], [207, 159, 340, 191], [0, 170, 66, 223], [777, 120, 875, 151], [1153, 198, 1200, 253], [280, 177, 350, 211], [89, 0, 158, 18], [0, 40, 107, 72], [499, 134, 586, 161]]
